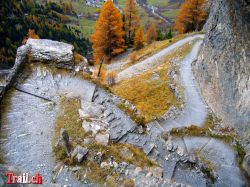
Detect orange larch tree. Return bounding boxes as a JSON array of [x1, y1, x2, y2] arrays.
[[175, 0, 208, 34], [22, 29, 40, 44], [91, 0, 126, 64], [134, 26, 145, 49], [124, 0, 140, 46], [146, 22, 158, 44]]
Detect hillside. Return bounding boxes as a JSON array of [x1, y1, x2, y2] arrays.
[[0, 0, 91, 68], [0, 0, 249, 186], [35, 0, 183, 37]]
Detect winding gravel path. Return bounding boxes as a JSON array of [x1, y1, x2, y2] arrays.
[[156, 39, 246, 186], [0, 35, 247, 187], [117, 34, 204, 82], [160, 40, 208, 130]]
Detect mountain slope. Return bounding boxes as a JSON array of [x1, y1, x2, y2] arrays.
[[0, 0, 90, 68]]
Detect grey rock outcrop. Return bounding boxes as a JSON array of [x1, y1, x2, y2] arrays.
[[59, 128, 71, 156], [193, 0, 250, 175], [71, 145, 88, 163], [27, 39, 74, 69]]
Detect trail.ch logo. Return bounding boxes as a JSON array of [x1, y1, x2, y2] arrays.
[[5, 172, 42, 185]]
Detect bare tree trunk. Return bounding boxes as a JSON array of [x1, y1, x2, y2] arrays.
[[97, 59, 103, 78]]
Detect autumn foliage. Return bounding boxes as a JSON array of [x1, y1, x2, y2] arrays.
[[134, 27, 145, 49], [124, 0, 140, 46], [129, 52, 137, 63], [22, 29, 40, 44], [175, 0, 208, 34], [92, 65, 107, 82], [107, 71, 118, 86], [91, 0, 126, 64], [146, 23, 158, 44]]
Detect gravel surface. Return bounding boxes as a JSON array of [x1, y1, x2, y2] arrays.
[[0, 65, 95, 186], [117, 34, 205, 81]]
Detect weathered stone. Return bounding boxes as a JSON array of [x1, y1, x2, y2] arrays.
[[103, 109, 113, 118], [79, 101, 105, 119], [95, 133, 109, 146], [149, 166, 163, 179], [172, 166, 206, 187], [27, 39, 74, 69], [83, 138, 92, 145], [105, 114, 116, 123], [93, 152, 103, 164], [143, 142, 155, 155], [71, 166, 81, 172], [60, 128, 71, 156], [146, 172, 153, 177], [120, 147, 133, 160], [71, 145, 88, 163], [134, 167, 142, 175], [82, 120, 106, 135], [53, 162, 64, 173], [177, 147, 184, 157], [163, 160, 177, 180], [116, 162, 128, 174], [100, 162, 114, 169], [166, 139, 173, 151], [150, 71, 160, 80]]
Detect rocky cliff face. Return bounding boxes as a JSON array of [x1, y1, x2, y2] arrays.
[[193, 0, 250, 173]]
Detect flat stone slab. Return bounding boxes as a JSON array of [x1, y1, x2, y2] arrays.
[[215, 165, 246, 187], [172, 138, 188, 154], [163, 160, 177, 180], [172, 166, 206, 187], [183, 137, 211, 154], [200, 138, 236, 166]]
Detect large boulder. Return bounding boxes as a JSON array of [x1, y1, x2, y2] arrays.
[[57, 128, 71, 156], [27, 39, 74, 69], [71, 145, 88, 163]]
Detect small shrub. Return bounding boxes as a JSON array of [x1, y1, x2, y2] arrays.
[[107, 71, 117, 86], [53, 145, 67, 161], [122, 179, 135, 187], [133, 115, 146, 127], [74, 52, 84, 64], [129, 53, 137, 64], [92, 64, 107, 82], [117, 103, 145, 126], [235, 141, 246, 164]]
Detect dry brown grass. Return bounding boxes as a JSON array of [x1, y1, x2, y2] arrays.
[[111, 43, 192, 123], [74, 52, 84, 64], [126, 34, 188, 66]]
